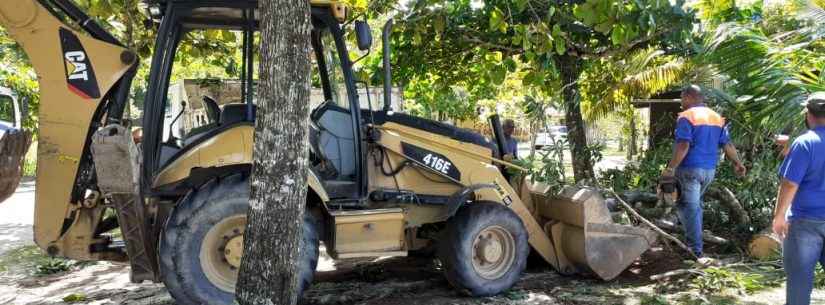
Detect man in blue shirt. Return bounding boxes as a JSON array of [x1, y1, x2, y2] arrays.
[[663, 85, 747, 258], [774, 93, 825, 305], [503, 119, 518, 160]]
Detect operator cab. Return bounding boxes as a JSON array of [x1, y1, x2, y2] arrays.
[[143, 1, 366, 200]]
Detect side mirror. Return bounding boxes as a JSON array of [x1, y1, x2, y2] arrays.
[[355, 20, 372, 51]]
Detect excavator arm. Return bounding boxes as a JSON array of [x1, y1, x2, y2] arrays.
[[0, 0, 136, 259]]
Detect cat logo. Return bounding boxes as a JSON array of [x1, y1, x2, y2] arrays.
[[59, 28, 100, 99], [65, 51, 89, 81]]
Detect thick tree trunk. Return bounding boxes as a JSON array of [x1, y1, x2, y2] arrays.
[[557, 55, 594, 182], [236, 1, 313, 305]]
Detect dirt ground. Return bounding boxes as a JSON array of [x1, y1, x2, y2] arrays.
[[5, 245, 821, 305], [3, 176, 824, 305]]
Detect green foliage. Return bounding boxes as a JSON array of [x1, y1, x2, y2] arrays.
[[34, 258, 73, 276], [394, 0, 696, 96], [639, 294, 669, 305], [0, 245, 82, 277], [598, 139, 672, 193], [62, 294, 87, 303], [22, 154, 36, 177], [690, 267, 764, 295], [581, 48, 691, 121]]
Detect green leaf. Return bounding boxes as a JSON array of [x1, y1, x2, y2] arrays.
[[611, 25, 626, 45], [548, 6, 556, 18], [514, 0, 528, 13], [504, 58, 517, 72], [489, 8, 505, 32], [554, 39, 566, 55], [434, 15, 446, 34], [491, 66, 507, 83], [220, 30, 235, 41]]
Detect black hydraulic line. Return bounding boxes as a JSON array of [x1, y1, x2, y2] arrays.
[[105, 66, 137, 125], [381, 19, 393, 112], [49, 0, 125, 47]]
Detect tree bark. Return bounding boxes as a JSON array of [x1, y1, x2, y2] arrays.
[[557, 55, 594, 182], [236, 1, 313, 305]]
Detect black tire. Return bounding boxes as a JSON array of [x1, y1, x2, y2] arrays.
[[159, 174, 319, 305], [438, 201, 529, 297]]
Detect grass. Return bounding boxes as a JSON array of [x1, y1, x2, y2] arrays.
[[22, 156, 36, 177], [0, 245, 87, 277]]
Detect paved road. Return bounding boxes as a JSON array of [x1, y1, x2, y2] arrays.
[[0, 179, 34, 256]]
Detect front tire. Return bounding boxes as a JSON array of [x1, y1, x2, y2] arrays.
[[159, 174, 319, 305], [439, 201, 529, 296]]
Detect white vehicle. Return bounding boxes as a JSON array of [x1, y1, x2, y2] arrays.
[[533, 126, 568, 149]]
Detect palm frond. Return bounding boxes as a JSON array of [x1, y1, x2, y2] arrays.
[[582, 48, 689, 121], [703, 22, 811, 134]]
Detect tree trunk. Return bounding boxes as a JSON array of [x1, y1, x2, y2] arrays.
[[236, 1, 313, 305], [557, 55, 594, 182]]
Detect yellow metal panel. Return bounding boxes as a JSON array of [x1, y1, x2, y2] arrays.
[[153, 125, 330, 202], [332, 209, 405, 254], [0, 1, 132, 252], [154, 125, 252, 186]]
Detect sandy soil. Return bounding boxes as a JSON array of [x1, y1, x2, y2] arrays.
[[3, 175, 823, 305], [0, 179, 34, 256]]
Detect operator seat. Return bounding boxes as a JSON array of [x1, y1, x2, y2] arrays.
[[220, 103, 255, 125], [202, 96, 221, 124], [309, 101, 356, 181]]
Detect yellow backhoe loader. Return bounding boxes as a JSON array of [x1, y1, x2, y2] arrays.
[[0, 1, 657, 303], [0, 87, 32, 203]]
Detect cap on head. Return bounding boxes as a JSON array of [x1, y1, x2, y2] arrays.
[[805, 92, 825, 118]]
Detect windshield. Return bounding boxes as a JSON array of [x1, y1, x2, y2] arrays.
[[0, 95, 14, 123], [317, 29, 348, 109]]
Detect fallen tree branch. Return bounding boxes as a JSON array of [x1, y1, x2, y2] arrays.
[[610, 190, 699, 260], [649, 259, 783, 281], [621, 190, 658, 205], [649, 268, 705, 281], [654, 219, 729, 244], [705, 186, 750, 225]]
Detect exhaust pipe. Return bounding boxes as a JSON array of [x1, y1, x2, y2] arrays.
[[489, 114, 507, 159], [382, 19, 394, 112]]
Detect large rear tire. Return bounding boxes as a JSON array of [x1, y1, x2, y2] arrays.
[[439, 201, 529, 296], [159, 174, 319, 305]]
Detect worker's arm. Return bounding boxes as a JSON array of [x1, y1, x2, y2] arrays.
[[664, 141, 690, 174], [664, 117, 694, 176], [723, 143, 747, 177], [772, 179, 799, 239], [774, 139, 811, 238]]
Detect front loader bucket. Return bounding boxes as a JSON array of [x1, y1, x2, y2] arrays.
[[0, 129, 32, 203], [533, 186, 657, 280]]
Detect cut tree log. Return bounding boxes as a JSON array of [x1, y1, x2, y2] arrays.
[[654, 218, 729, 244], [749, 229, 782, 260]]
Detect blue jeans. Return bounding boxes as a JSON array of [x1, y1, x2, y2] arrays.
[[675, 167, 716, 257], [784, 218, 825, 305]]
